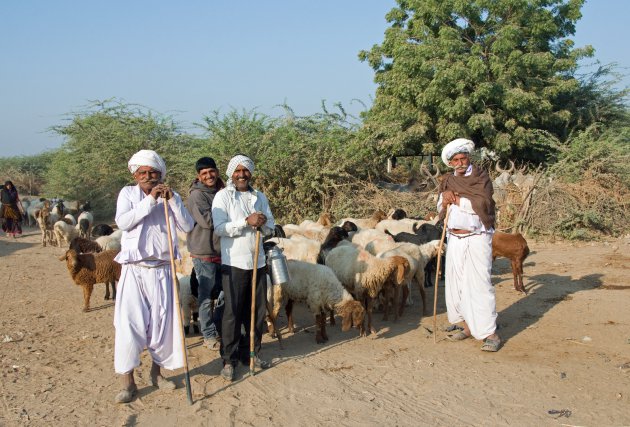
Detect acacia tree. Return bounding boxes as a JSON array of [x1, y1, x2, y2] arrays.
[[48, 100, 192, 218], [359, 0, 595, 162]]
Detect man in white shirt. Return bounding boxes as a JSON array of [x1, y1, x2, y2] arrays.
[[437, 139, 501, 352], [212, 154, 275, 381], [113, 150, 195, 403]]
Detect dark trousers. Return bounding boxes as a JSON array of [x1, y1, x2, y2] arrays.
[[220, 265, 267, 365], [192, 258, 223, 340]]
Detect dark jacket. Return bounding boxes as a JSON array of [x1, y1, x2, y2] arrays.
[[186, 180, 221, 257]]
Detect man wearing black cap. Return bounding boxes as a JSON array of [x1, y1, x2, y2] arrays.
[[186, 157, 225, 350]]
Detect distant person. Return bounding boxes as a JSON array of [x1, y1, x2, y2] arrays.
[[1, 181, 23, 238], [211, 155, 275, 381], [186, 157, 225, 351], [437, 138, 501, 352], [113, 149, 195, 403]]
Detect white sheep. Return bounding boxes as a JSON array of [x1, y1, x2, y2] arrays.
[[337, 209, 387, 230], [378, 240, 443, 316], [176, 273, 199, 336], [77, 211, 94, 239], [281, 213, 333, 241], [325, 245, 409, 335], [94, 229, 122, 251], [53, 220, 79, 247], [267, 236, 321, 264], [63, 214, 77, 226], [269, 260, 365, 343], [375, 218, 426, 235], [351, 228, 394, 249]]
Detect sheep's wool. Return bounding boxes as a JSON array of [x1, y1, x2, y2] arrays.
[[128, 149, 167, 178], [441, 138, 475, 167]]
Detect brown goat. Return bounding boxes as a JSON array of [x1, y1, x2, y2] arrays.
[[69, 237, 102, 254], [59, 249, 122, 311], [492, 232, 530, 293]]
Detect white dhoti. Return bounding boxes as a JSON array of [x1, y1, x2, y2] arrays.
[[114, 264, 183, 374], [444, 232, 497, 340]]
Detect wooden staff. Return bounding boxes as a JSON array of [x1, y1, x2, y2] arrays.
[[433, 205, 450, 344], [163, 196, 193, 404], [250, 228, 262, 376]]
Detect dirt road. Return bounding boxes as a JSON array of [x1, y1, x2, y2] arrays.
[[1, 230, 629, 426]]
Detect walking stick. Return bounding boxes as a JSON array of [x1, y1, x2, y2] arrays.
[[250, 228, 262, 376], [163, 197, 193, 405], [433, 205, 450, 344]]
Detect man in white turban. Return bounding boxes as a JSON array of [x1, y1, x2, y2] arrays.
[[211, 154, 275, 381], [113, 149, 195, 403], [436, 139, 502, 352]]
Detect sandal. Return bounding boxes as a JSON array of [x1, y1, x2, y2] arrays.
[[447, 331, 471, 341], [151, 375, 176, 391], [114, 384, 138, 404], [481, 337, 501, 352]]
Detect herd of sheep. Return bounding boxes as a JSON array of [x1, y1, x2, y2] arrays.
[[20, 196, 529, 345]]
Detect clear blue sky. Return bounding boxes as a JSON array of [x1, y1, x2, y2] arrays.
[[0, 0, 627, 158]]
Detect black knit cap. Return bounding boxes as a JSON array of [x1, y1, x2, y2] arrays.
[[195, 157, 218, 172]]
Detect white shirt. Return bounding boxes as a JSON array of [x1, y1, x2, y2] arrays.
[[211, 184, 275, 269], [114, 185, 195, 264], [437, 164, 491, 233]]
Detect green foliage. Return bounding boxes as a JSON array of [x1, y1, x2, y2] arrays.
[[195, 107, 372, 223], [0, 152, 54, 196], [554, 209, 610, 240], [47, 100, 192, 219], [358, 0, 628, 163], [550, 121, 630, 188], [43, 102, 374, 224]]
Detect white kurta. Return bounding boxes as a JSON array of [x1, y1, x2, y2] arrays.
[[211, 184, 275, 270], [113, 185, 194, 374], [437, 165, 497, 340]]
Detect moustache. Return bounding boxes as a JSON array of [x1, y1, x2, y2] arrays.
[[139, 178, 160, 185]]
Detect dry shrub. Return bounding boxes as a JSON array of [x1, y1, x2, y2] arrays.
[[526, 173, 629, 239], [327, 181, 439, 222]]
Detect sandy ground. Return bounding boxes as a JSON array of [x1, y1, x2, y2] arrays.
[[1, 228, 629, 426]]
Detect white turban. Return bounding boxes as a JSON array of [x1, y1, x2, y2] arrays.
[[128, 150, 167, 178], [226, 155, 255, 181], [441, 138, 475, 167]]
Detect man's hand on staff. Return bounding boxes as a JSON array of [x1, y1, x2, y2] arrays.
[[246, 212, 267, 228], [442, 190, 460, 208], [150, 184, 173, 200]]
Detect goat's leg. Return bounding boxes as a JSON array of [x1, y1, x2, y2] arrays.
[[329, 308, 335, 326], [366, 297, 377, 335], [415, 271, 428, 315], [398, 284, 409, 318], [516, 260, 526, 294], [285, 299, 295, 333], [320, 309, 329, 341], [315, 313, 325, 344], [104, 282, 111, 300], [511, 259, 525, 293], [382, 288, 390, 321], [392, 286, 401, 322], [82, 284, 93, 312]]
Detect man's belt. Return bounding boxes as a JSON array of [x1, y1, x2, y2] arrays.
[[191, 255, 222, 264], [449, 228, 472, 234]]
